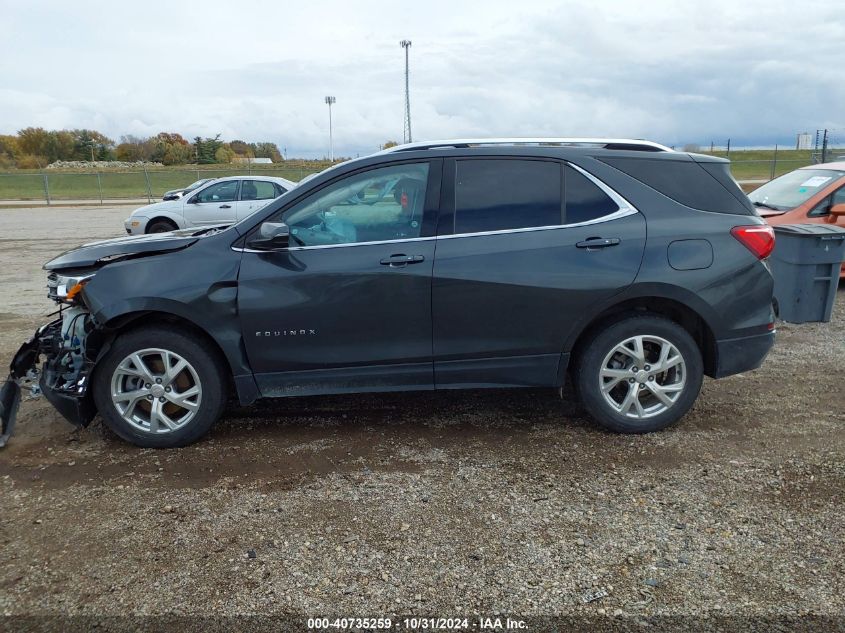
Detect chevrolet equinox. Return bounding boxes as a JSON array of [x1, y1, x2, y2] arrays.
[[0, 138, 776, 448]]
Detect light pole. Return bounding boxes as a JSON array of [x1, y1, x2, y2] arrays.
[[325, 96, 336, 161], [400, 40, 412, 143]]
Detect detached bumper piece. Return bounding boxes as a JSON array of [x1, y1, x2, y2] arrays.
[[1, 333, 40, 447], [0, 379, 21, 448]]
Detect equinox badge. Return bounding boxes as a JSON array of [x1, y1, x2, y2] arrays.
[[256, 329, 317, 337]]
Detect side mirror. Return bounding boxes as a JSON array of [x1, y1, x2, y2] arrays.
[[249, 221, 290, 250], [829, 203, 845, 217]]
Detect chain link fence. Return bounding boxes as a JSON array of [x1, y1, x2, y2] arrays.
[[0, 166, 322, 203], [2, 151, 845, 203]]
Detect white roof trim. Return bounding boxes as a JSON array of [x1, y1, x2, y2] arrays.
[[377, 137, 673, 154]]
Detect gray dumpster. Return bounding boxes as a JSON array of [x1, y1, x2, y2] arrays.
[[770, 224, 845, 323]]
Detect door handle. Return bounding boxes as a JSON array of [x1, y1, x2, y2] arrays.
[[576, 237, 621, 249], [379, 254, 425, 267], [220, 204, 232, 209]]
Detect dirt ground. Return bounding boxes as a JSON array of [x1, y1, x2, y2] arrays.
[[0, 207, 843, 628]]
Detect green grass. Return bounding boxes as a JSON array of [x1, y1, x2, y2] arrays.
[[0, 161, 334, 201], [696, 148, 823, 181], [1, 151, 843, 201]]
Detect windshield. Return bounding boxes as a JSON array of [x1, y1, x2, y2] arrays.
[[184, 178, 213, 192], [748, 169, 845, 210]]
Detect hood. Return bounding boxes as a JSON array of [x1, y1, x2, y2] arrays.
[[44, 227, 209, 271], [132, 200, 177, 215]]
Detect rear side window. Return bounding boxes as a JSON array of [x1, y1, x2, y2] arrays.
[[599, 157, 753, 214], [454, 159, 562, 233], [240, 180, 278, 201], [564, 165, 618, 224]]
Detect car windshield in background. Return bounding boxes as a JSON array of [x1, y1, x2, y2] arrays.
[[748, 169, 845, 210], [185, 178, 213, 192]]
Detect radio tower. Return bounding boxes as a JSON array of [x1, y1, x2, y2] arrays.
[[400, 40, 412, 143]]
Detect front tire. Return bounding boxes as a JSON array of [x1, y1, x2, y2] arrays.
[[92, 327, 227, 448], [574, 315, 703, 433], [146, 219, 178, 233]]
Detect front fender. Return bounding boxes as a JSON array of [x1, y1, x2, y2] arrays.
[[89, 294, 249, 376]]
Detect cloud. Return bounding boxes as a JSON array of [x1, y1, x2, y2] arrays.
[[0, 0, 843, 157]]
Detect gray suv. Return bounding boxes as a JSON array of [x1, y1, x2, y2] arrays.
[[1, 138, 776, 448]]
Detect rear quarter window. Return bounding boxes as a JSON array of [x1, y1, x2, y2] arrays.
[[599, 157, 753, 214], [564, 165, 619, 224]]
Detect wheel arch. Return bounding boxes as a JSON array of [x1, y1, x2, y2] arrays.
[[566, 288, 719, 378], [87, 302, 259, 405], [145, 215, 181, 233]]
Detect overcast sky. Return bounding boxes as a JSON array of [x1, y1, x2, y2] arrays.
[[1, 0, 843, 157]]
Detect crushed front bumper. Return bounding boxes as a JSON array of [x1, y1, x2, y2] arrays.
[[1, 320, 96, 448]]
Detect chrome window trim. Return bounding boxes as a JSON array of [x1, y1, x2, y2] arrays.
[[436, 207, 637, 241], [235, 235, 436, 254], [234, 161, 640, 253]]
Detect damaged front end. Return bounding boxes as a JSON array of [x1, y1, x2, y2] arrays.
[[1, 273, 100, 447], [1, 229, 207, 447]]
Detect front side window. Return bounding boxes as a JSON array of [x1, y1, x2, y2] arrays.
[[241, 180, 279, 201], [454, 159, 562, 233], [564, 165, 619, 223], [195, 180, 238, 203], [809, 185, 845, 216], [279, 163, 429, 246]]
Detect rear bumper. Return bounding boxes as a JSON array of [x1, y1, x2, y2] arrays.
[[713, 330, 775, 378]]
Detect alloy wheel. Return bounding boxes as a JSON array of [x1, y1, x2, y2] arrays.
[[598, 335, 686, 419], [110, 348, 202, 434]]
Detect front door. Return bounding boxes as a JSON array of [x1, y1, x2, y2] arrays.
[[187, 180, 240, 225], [432, 158, 647, 388], [237, 160, 441, 396]]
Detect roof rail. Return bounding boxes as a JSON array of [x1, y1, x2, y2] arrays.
[[379, 137, 674, 154]]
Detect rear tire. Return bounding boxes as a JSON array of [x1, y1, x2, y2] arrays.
[[573, 315, 703, 433], [146, 219, 178, 233], [92, 326, 227, 448]]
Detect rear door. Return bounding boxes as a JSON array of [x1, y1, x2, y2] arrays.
[[187, 180, 240, 225], [236, 179, 283, 221], [432, 158, 647, 388]]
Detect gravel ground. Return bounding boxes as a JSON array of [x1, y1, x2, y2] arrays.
[[0, 207, 843, 630]]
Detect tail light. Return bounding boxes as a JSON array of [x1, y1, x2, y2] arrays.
[[731, 225, 775, 260]]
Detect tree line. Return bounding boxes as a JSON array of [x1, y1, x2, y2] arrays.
[[0, 128, 284, 169]]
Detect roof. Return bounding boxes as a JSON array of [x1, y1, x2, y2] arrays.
[[212, 175, 297, 188], [803, 161, 845, 171], [378, 137, 673, 155]]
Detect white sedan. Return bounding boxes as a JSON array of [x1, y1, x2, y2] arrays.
[[124, 175, 296, 234]]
